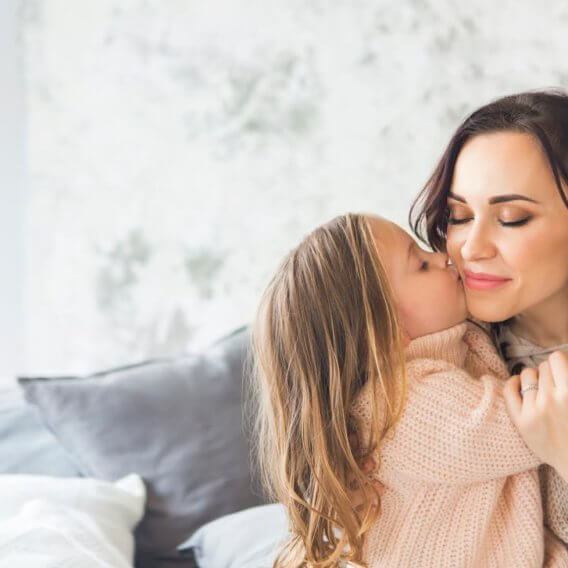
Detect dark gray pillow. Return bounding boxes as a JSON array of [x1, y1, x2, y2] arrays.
[[19, 327, 265, 568]]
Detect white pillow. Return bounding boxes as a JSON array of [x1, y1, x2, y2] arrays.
[[0, 474, 145, 568]]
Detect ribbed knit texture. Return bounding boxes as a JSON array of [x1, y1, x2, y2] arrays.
[[351, 322, 568, 567]]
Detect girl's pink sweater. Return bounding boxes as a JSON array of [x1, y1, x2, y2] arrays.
[[351, 322, 568, 567]]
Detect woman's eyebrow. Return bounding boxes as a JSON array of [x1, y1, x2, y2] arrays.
[[488, 194, 539, 204], [448, 192, 539, 204]]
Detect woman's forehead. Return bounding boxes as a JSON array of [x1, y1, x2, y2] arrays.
[[451, 131, 557, 201]]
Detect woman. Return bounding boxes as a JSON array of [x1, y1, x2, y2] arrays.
[[409, 89, 568, 539], [352, 90, 568, 528]]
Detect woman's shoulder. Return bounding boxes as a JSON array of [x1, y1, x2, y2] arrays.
[[495, 321, 568, 374]]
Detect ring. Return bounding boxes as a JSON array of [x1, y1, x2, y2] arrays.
[[520, 384, 539, 395]]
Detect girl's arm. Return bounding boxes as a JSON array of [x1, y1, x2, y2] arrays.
[[352, 356, 540, 486], [376, 361, 541, 485]]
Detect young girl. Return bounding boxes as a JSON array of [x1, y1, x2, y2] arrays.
[[251, 212, 568, 567]]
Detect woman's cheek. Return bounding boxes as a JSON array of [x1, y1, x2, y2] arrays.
[[445, 232, 462, 264]]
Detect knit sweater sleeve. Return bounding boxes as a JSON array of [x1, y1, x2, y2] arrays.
[[352, 358, 541, 486], [541, 465, 568, 546]]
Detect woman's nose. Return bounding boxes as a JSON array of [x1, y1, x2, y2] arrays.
[[460, 224, 495, 261]]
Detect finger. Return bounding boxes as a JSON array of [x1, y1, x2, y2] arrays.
[[548, 351, 568, 395], [503, 375, 523, 421], [347, 477, 360, 491], [360, 456, 375, 474], [519, 367, 539, 405], [346, 479, 365, 509], [372, 480, 385, 498], [352, 480, 384, 515], [355, 502, 378, 516], [348, 432, 360, 452], [537, 360, 554, 404]]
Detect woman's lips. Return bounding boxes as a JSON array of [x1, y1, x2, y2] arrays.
[[463, 270, 512, 291]]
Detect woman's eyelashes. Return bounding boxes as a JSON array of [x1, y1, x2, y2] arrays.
[[499, 216, 532, 227], [447, 215, 532, 227], [446, 216, 471, 225], [446, 208, 533, 227]]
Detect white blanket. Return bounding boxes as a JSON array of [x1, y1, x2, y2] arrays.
[[0, 474, 145, 568]]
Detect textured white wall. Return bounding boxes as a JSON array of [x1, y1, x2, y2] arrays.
[[21, 0, 568, 374], [1, 0, 27, 378]]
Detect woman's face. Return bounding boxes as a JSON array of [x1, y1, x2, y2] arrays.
[[446, 131, 568, 323]]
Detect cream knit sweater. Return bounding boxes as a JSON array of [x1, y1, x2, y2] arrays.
[[351, 322, 568, 567]]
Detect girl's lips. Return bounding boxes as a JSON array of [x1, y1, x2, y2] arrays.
[[463, 270, 511, 291]]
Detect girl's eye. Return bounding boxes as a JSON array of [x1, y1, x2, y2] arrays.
[[420, 261, 429, 271]]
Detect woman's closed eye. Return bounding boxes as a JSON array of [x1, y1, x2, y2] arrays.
[[447, 207, 533, 228], [447, 206, 472, 225], [447, 215, 532, 227], [447, 215, 471, 225], [499, 215, 532, 227]]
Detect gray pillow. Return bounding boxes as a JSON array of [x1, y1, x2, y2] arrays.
[[19, 327, 265, 568], [178, 503, 288, 568], [0, 380, 80, 477]]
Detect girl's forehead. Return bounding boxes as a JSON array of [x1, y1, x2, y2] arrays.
[[367, 216, 411, 257], [368, 216, 396, 244]]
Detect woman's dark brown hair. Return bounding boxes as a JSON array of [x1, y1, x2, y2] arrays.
[[409, 90, 568, 252]]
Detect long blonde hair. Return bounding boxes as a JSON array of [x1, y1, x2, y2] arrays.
[[250, 213, 407, 567]]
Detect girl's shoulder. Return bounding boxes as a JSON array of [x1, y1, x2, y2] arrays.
[[463, 320, 509, 380]]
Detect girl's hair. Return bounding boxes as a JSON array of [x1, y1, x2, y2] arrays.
[[250, 213, 406, 567], [409, 89, 568, 252]]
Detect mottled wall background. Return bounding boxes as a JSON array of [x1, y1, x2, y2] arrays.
[[21, 0, 568, 373]]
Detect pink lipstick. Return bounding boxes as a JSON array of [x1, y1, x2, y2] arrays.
[[463, 270, 511, 291]]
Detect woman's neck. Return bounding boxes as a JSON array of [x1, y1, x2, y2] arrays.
[[509, 290, 568, 348]]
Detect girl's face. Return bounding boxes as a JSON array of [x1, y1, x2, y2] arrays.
[[369, 217, 467, 340], [446, 131, 568, 323]]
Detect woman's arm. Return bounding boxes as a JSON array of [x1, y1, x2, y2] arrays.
[[503, 351, 568, 482]]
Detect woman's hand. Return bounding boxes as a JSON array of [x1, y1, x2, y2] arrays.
[[347, 431, 383, 516], [503, 351, 568, 482]]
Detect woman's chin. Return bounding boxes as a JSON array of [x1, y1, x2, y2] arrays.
[[466, 304, 513, 324]]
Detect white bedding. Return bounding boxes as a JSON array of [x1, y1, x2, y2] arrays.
[[0, 474, 145, 568]]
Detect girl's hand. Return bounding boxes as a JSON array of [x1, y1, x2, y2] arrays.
[[503, 351, 568, 482], [347, 432, 383, 515]]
